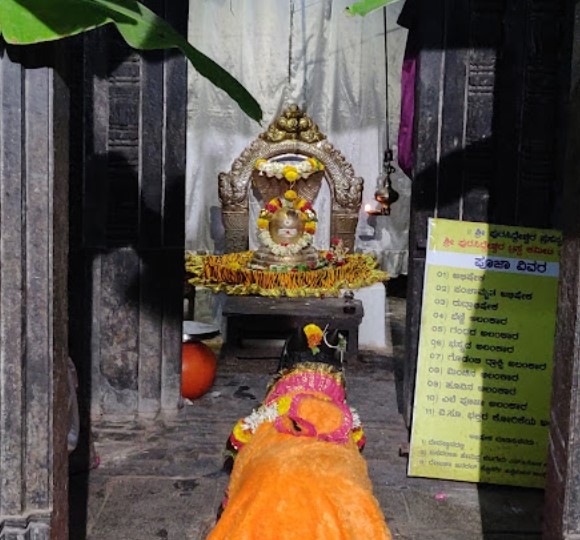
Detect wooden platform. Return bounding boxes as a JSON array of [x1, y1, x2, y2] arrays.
[[222, 296, 364, 360]]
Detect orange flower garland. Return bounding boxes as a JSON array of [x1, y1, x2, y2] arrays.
[[185, 251, 389, 297]]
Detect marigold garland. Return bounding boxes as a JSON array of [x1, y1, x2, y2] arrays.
[[185, 251, 389, 297], [256, 190, 318, 257]]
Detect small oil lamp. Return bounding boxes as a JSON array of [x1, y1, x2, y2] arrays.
[[366, 149, 399, 216]]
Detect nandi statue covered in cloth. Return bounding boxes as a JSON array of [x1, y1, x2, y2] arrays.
[[206, 324, 392, 540]]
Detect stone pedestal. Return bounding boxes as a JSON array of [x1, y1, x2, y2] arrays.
[[0, 43, 69, 538]]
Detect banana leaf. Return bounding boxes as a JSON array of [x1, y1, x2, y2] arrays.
[[0, 0, 262, 122], [346, 0, 403, 16]]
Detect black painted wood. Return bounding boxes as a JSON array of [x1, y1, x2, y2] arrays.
[[222, 297, 364, 361], [404, 0, 567, 424]]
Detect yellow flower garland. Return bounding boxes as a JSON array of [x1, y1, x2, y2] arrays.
[[254, 157, 325, 183], [185, 251, 389, 297]]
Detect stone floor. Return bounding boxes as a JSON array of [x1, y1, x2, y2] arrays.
[[69, 295, 545, 540]]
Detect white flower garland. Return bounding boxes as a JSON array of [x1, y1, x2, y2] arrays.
[[351, 408, 362, 429], [240, 400, 361, 434], [258, 230, 313, 256], [256, 159, 318, 180], [242, 402, 280, 433]]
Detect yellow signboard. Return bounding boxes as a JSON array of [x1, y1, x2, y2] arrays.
[[408, 218, 561, 488]]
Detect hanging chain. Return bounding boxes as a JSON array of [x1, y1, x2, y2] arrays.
[[288, 0, 295, 85]]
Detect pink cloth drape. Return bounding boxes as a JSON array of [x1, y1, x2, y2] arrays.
[[396, 0, 419, 178]]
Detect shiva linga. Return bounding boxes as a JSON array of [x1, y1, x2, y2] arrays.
[[252, 205, 319, 267]]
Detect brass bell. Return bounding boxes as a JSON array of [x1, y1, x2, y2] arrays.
[[373, 179, 399, 216], [367, 149, 400, 216]]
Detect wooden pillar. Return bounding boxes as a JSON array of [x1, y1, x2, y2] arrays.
[[404, 0, 566, 424], [0, 43, 69, 538], [68, 0, 188, 417], [543, 3, 580, 538]]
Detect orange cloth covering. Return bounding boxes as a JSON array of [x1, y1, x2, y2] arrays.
[[207, 412, 392, 540]]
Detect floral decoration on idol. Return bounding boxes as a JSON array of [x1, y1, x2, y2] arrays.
[[257, 190, 318, 257], [304, 323, 347, 361], [324, 237, 349, 267], [228, 358, 365, 454], [255, 157, 325, 183], [303, 324, 324, 354]]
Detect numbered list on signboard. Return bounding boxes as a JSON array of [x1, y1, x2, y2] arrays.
[[408, 218, 561, 488]]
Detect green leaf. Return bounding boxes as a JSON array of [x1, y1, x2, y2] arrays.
[[346, 0, 403, 16], [0, 0, 262, 122], [95, 0, 262, 122], [0, 0, 109, 43]]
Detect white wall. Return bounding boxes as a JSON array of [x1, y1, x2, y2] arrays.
[[186, 0, 410, 276]]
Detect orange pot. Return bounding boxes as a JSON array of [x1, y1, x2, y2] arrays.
[[181, 342, 217, 400]]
